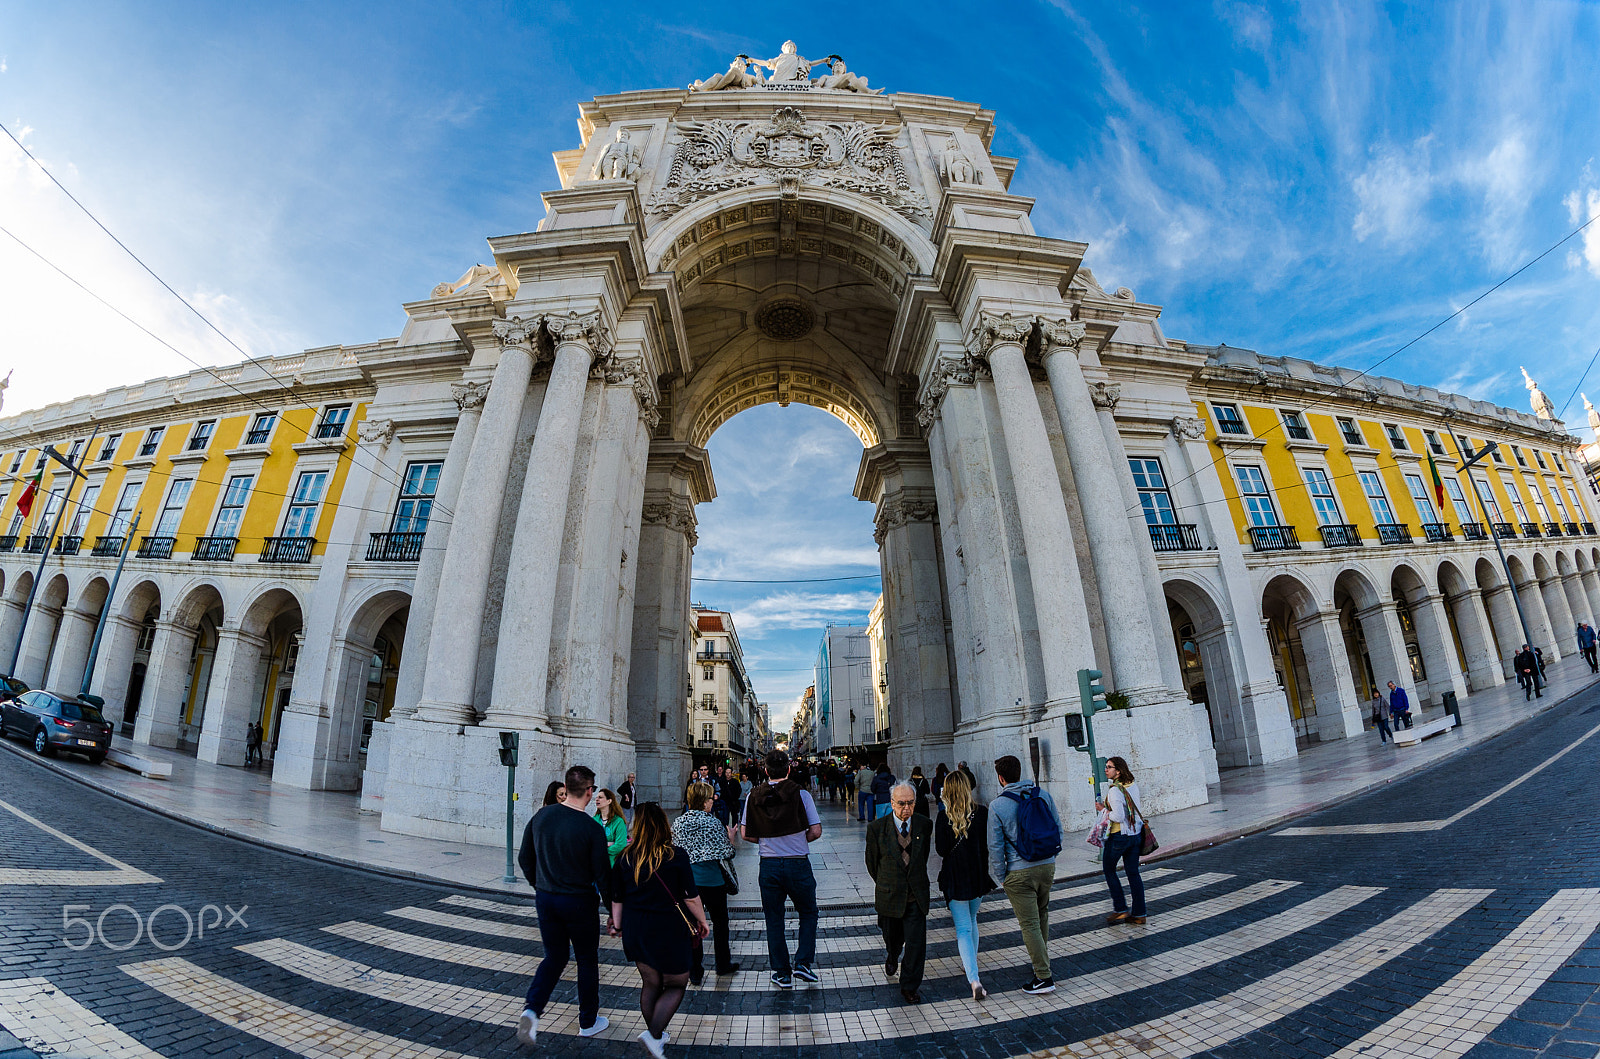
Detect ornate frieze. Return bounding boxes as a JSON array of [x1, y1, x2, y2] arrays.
[[356, 418, 395, 446], [593, 355, 662, 430], [593, 128, 643, 182], [873, 490, 938, 545], [451, 381, 490, 412], [640, 492, 699, 548], [915, 353, 986, 429], [1090, 382, 1121, 412], [1170, 416, 1207, 441]]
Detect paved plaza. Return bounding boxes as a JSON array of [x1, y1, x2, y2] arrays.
[[0, 670, 1598, 1057]]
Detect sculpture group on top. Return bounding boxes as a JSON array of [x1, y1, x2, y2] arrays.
[[690, 41, 883, 94]]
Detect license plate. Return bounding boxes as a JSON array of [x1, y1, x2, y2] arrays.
[[76, 739, 98, 746]]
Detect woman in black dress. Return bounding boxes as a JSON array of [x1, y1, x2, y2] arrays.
[[609, 802, 708, 1058], [934, 770, 995, 1000]]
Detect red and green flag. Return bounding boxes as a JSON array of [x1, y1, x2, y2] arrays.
[[1426, 448, 1447, 514], [14, 470, 41, 518]]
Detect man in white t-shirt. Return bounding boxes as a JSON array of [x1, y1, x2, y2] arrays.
[[740, 749, 823, 989]]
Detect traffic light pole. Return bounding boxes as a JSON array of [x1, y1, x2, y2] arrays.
[[1071, 668, 1110, 798], [498, 731, 519, 884]]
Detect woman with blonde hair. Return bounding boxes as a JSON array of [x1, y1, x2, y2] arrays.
[[610, 802, 708, 1057], [672, 781, 740, 983], [933, 770, 995, 1000], [592, 788, 629, 866]]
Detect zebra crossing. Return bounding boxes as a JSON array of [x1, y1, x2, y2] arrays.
[[1, 869, 1595, 1058]]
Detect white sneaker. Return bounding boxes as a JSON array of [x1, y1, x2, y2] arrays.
[[578, 1015, 610, 1038], [516, 1010, 538, 1047], [639, 1030, 666, 1058]]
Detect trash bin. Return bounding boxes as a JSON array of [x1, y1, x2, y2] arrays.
[[1441, 690, 1460, 726]]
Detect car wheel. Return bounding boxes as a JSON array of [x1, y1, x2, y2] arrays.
[[86, 752, 106, 765], [32, 728, 54, 756]]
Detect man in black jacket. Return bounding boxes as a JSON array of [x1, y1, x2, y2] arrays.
[[515, 765, 611, 1047], [1514, 644, 1542, 700], [865, 781, 933, 1003]]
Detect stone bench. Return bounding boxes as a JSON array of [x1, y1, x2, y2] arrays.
[[1391, 713, 1457, 747], [105, 747, 173, 779]]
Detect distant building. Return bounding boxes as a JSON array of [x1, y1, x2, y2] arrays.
[[791, 685, 815, 756], [689, 605, 758, 763], [866, 595, 890, 747], [812, 623, 872, 755]]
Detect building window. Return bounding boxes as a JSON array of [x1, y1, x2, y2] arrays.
[[1211, 404, 1247, 435], [1234, 465, 1279, 526], [1548, 480, 1570, 521], [1527, 481, 1551, 522], [152, 480, 194, 537], [1424, 430, 1446, 456], [245, 413, 276, 446], [1337, 417, 1364, 445], [391, 461, 441, 534], [1567, 483, 1586, 519], [1128, 458, 1176, 525], [700, 694, 715, 710], [701, 723, 714, 743], [1281, 410, 1312, 441], [1534, 450, 1548, 470], [1382, 424, 1408, 451], [1511, 445, 1527, 468], [315, 405, 351, 439], [66, 439, 84, 464], [138, 426, 165, 457], [1359, 471, 1397, 523], [6, 452, 19, 474], [282, 471, 328, 537], [1490, 443, 1504, 464], [1443, 477, 1473, 524], [1502, 479, 1530, 523], [211, 475, 253, 538], [702, 666, 714, 681], [98, 434, 120, 462], [1302, 468, 1343, 525], [68, 484, 101, 537], [187, 420, 216, 452], [1472, 477, 1502, 520], [108, 481, 141, 536], [1404, 473, 1439, 523]]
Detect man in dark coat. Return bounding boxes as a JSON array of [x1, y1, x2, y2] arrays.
[[1514, 644, 1542, 700], [864, 781, 933, 1004]]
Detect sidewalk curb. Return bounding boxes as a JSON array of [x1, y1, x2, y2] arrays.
[[1, 681, 1589, 910]]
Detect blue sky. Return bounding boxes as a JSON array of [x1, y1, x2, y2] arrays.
[[5, 2, 1600, 726]]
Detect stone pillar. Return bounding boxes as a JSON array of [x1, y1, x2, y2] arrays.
[[0, 598, 25, 669], [412, 317, 538, 726], [390, 380, 487, 720], [87, 614, 143, 726], [1529, 575, 1566, 660], [1445, 589, 1503, 692], [1582, 568, 1600, 629], [1291, 610, 1365, 740], [972, 313, 1095, 703], [1481, 584, 1522, 676], [133, 618, 195, 749], [1354, 600, 1412, 693], [15, 604, 62, 688], [487, 310, 608, 728], [1408, 592, 1471, 706], [43, 606, 99, 695], [625, 443, 711, 807], [1561, 572, 1591, 631], [196, 627, 269, 766]]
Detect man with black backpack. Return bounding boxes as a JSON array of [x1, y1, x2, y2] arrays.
[[986, 754, 1062, 994]]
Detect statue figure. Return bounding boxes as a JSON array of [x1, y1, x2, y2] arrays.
[[938, 136, 979, 186], [0, 371, 10, 416], [689, 54, 762, 92], [815, 57, 884, 94], [594, 128, 642, 181], [755, 40, 815, 84], [1585, 393, 1600, 442], [1522, 366, 1556, 421]]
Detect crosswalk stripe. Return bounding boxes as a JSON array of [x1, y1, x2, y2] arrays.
[[0, 977, 168, 1058], [1006, 887, 1492, 1058], [0, 796, 161, 886], [120, 957, 492, 1059], [1325, 888, 1600, 1059]]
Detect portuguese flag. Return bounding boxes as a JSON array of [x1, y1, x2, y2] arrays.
[[14, 470, 41, 518], [1426, 448, 1446, 513]]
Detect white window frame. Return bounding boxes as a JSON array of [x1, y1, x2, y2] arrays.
[[1548, 479, 1570, 521], [245, 412, 277, 446], [1423, 430, 1446, 455], [108, 481, 142, 537], [1382, 423, 1408, 451], [281, 469, 329, 538], [1511, 445, 1527, 468], [211, 475, 254, 538], [1128, 457, 1177, 525], [187, 420, 216, 452], [1501, 476, 1530, 524], [68, 483, 101, 537], [1281, 410, 1312, 441], [1358, 470, 1396, 524], [152, 479, 193, 538], [1472, 476, 1503, 521], [1336, 417, 1364, 445], [1211, 403, 1247, 435], [314, 405, 352, 440], [97, 434, 120, 462], [1444, 477, 1474, 524], [391, 461, 442, 535], [1234, 465, 1279, 526], [1302, 467, 1343, 525], [138, 426, 165, 458], [1404, 473, 1439, 523]]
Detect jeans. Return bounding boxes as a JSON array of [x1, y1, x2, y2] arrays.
[[695, 883, 733, 973], [1102, 832, 1145, 917], [524, 890, 601, 1028], [1002, 863, 1054, 979], [758, 857, 818, 975], [1374, 715, 1392, 743], [880, 899, 927, 992], [948, 896, 982, 984], [1583, 645, 1597, 672], [857, 791, 873, 820], [875, 802, 893, 819], [1392, 711, 1413, 730]]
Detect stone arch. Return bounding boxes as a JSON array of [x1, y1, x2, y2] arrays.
[[1531, 552, 1576, 655], [1390, 561, 1467, 705], [0, 568, 30, 673], [334, 587, 412, 783], [196, 584, 305, 768], [1260, 571, 1324, 744], [133, 581, 225, 749], [1331, 565, 1405, 708], [1576, 549, 1600, 633], [41, 575, 112, 694], [15, 573, 71, 688], [1555, 549, 1594, 631], [1504, 553, 1558, 661], [1437, 558, 1502, 691], [1162, 575, 1236, 770], [90, 578, 162, 729]]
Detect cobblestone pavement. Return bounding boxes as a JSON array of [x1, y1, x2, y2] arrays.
[[1, 695, 1599, 1058]]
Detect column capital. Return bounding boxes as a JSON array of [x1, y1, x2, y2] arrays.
[[873, 487, 939, 545], [1036, 316, 1087, 360], [492, 314, 541, 353], [1171, 415, 1207, 441], [916, 353, 988, 428], [640, 492, 698, 548], [592, 354, 660, 430], [543, 309, 613, 361], [968, 311, 1035, 357], [451, 380, 490, 412], [356, 417, 395, 447], [1089, 381, 1122, 412]]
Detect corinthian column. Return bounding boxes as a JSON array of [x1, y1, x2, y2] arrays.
[[486, 310, 609, 728], [1036, 319, 1172, 707], [974, 312, 1095, 704], [412, 317, 538, 726]]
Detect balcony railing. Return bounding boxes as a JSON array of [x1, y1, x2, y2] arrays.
[[1492, 522, 1518, 539], [1545, 522, 1564, 537], [1319, 524, 1361, 549], [1521, 522, 1542, 537], [22, 535, 50, 554], [1461, 522, 1488, 541], [244, 428, 273, 445], [1339, 430, 1364, 446], [53, 535, 82, 556], [876, 727, 891, 742], [1586, 522, 1597, 535], [0, 536, 15, 553], [1148, 523, 1203, 552], [1565, 522, 1581, 536], [1285, 424, 1312, 441], [1421, 522, 1454, 543], [313, 421, 346, 440], [191, 536, 238, 562], [260, 536, 316, 564], [695, 738, 722, 748], [366, 531, 425, 562], [91, 535, 125, 558], [1217, 419, 1248, 435], [137, 536, 176, 559], [1375, 523, 1413, 545], [1248, 525, 1301, 552]]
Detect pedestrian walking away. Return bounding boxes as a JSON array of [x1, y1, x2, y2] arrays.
[[618, 772, 636, 825], [1515, 644, 1541, 699], [672, 781, 741, 982], [908, 767, 931, 817], [515, 765, 612, 1047], [987, 754, 1062, 994], [1387, 681, 1414, 730], [1370, 692, 1392, 745], [1098, 756, 1147, 925], [931, 763, 949, 813], [244, 722, 262, 767], [610, 803, 709, 1058], [592, 788, 629, 866], [1579, 623, 1599, 673], [741, 749, 823, 989], [933, 770, 994, 1000], [871, 762, 896, 820], [865, 782, 934, 1004], [855, 762, 875, 821], [719, 768, 743, 829]]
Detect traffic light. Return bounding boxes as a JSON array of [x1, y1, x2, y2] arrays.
[[1064, 712, 1086, 749], [498, 731, 519, 768], [1078, 668, 1108, 715]]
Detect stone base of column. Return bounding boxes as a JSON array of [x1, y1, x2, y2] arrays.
[[272, 702, 358, 791], [1230, 681, 1299, 766], [1090, 699, 1209, 817], [359, 720, 395, 813], [634, 738, 692, 810], [1466, 660, 1506, 692], [412, 699, 478, 727], [1190, 702, 1220, 785], [1310, 701, 1367, 742], [890, 734, 955, 780]]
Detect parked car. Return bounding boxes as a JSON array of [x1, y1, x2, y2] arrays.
[[0, 674, 28, 703], [0, 690, 112, 763]]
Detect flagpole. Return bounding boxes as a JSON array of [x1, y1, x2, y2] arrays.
[[6, 435, 94, 679]]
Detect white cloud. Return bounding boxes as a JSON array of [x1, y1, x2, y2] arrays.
[[1352, 137, 1434, 245], [1564, 179, 1600, 277], [1461, 132, 1533, 269], [729, 589, 880, 636]]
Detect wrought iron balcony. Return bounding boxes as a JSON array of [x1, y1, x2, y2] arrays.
[[1339, 429, 1364, 445], [1521, 522, 1542, 537], [91, 535, 125, 558], [1248, 525, 1301, 552], [244, 428, 273, 445], [1319, 524, 1362, 549], [1545, 522, 1564, 537], [695, 738, 722, 748], [1285, 424, 1312, 441], [1492, 522, 1518, 539], [191, 536, 238, 562], [22, 535, 50, 554], [876, 727, 891, 742], [1148, 523, 1202, 552], [1586, 522, 1597, 535], [313, 420, 346, 439], [1461, 522, 1488, 541], [1375, 523, 1413, 545], [366, 531, 425, 562], [1421, 522, 1453, 542], [0, 536, 15, 553], [260, 536, 316, 564], [53, 535, 82, 556], [1565, 522, 1581, 536], [1217, 419, 1248, 435], [137, 536, 176, 559]]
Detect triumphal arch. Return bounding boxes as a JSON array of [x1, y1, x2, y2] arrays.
[[372, 44, 1212, 842]]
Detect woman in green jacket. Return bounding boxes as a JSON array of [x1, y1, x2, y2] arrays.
[[593, 788, 629, 865]]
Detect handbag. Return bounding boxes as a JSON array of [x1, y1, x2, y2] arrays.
[[718, 855, 739, 895], [1120, 787, 1160, 856], [653, 872, 698, 938], [1085, 809, 1110, 849]]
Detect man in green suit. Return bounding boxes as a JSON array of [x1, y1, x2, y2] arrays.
[[864, 780, 933, 1003]]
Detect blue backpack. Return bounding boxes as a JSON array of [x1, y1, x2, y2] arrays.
[[1000, 785, 1062, 862]]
